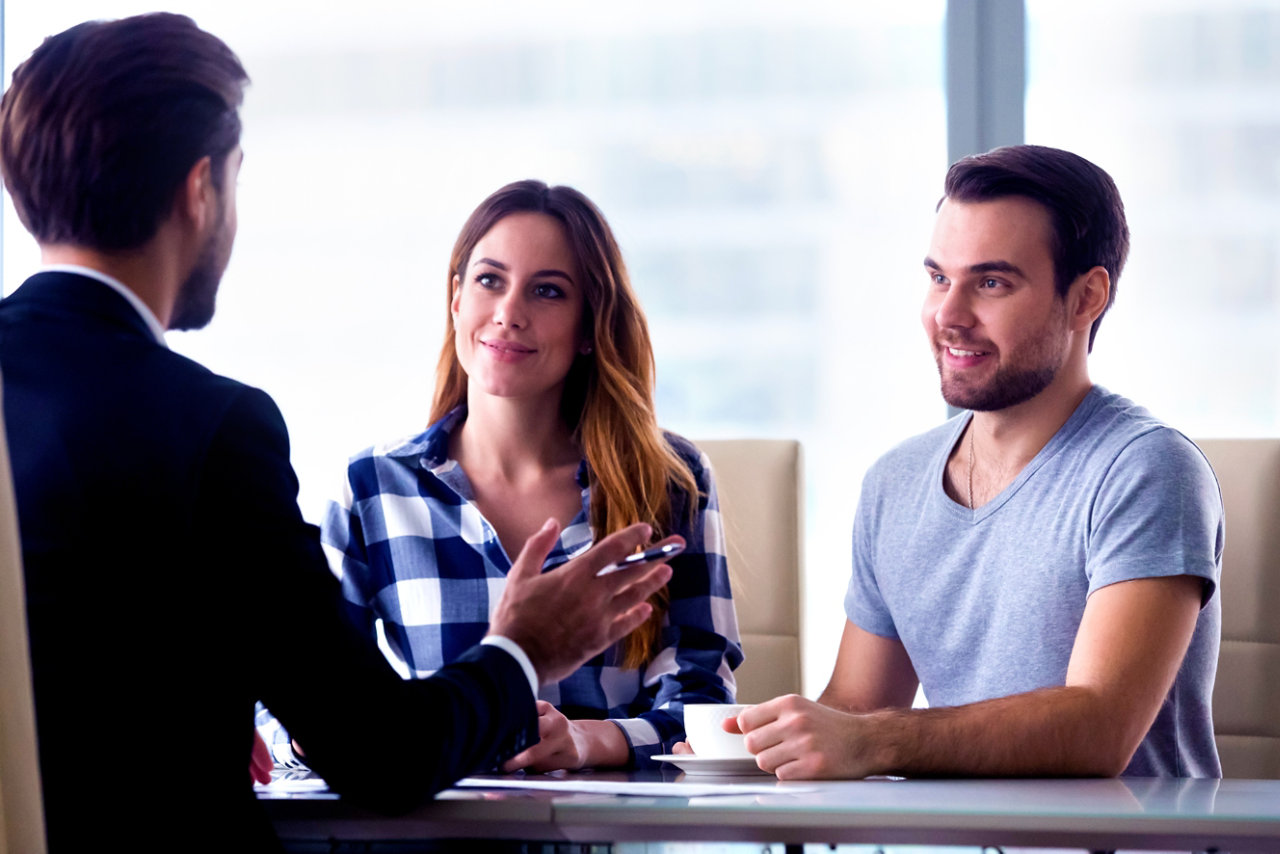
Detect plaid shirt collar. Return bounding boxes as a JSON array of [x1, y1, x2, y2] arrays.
[[386, 404, 590, 488]]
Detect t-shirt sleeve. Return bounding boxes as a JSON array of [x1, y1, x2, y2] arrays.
[[1085, 428, 1223, 603], [844, 466, 901, 639]]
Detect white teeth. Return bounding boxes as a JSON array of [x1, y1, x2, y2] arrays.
[[948, 348, 980, 357]]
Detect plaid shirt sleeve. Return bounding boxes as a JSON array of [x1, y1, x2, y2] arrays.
[[604, 437, 744, 767]]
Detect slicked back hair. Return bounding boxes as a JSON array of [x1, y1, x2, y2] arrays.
[[942, 144, 1130, 350], [0, 13, 248, 251]]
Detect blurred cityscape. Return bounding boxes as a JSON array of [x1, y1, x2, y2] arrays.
[[1028, 0, 1280, 435], [5, 0, 1279, 691]]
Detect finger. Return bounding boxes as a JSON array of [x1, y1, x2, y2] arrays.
[[502, 745, 540, 773], [604, 601, 654, 644], [507, 518, 561, 583], [597, 534, 686, 592], [563, 522, 653, 578], [735, 696, 782, 733], [672, 741, 693, 755], [751, 738, 801, 777], [741, 716, 789, 758], [772, 753, 823, 781], [607, 563, 673, 612], [722, 715, 745, 735], [774, 760, 807, 781], [535, 700, 554, 715]]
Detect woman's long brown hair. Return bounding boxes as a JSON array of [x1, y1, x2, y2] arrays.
[[431, 180, 698, 670]]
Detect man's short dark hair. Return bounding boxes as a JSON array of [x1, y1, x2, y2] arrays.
[[0, 13, 248, 252], [942, 144, 1130, 350]]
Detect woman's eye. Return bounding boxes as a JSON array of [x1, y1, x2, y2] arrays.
[[534, 283, 564, 299], [476, 273, 499, 289]]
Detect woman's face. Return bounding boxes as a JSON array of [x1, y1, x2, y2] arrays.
[[452, 211, 588, 407]]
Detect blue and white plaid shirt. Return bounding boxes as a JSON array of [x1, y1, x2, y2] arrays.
[[259, 407, 741, 768]]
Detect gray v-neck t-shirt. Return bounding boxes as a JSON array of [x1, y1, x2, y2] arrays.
[[845, 385, 1223, 777]]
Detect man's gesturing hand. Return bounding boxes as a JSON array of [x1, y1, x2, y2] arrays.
[[489, 519, 678, 686]]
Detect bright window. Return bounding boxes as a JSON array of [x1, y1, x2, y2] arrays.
[[2, 1, 948, 692], [1027, 0, 1280, 437]]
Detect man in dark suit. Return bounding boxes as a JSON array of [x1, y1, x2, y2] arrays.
[[0, 14, 676, 851]]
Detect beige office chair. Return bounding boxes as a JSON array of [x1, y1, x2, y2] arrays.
[[0, 377, 47, 854], [696, 439, 803, 704], [1196, 438, 1280, 779]]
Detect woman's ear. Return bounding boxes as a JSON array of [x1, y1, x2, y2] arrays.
[[450, 274, 462, 319]]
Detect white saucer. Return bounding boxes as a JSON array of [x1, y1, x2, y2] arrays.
[[653, 754, 771, 776]]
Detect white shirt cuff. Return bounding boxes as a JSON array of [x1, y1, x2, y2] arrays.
[[481, 635, 538, 696]]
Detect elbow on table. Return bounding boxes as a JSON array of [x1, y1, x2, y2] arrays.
[[1077, 749, 1133, 779], [1070, 724, 1142, 778]]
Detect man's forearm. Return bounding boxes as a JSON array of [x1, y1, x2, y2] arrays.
[[864, 685, 1139, 778]]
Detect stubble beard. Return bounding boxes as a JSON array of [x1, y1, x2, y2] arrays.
[[169, 212, 230, 332], [935, 312, 1069, 413]]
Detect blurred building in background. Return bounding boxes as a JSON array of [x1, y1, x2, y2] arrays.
[[4, 0, 1278, 691]]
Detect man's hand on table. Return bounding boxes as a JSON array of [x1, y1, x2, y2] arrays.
[[734, 694, 884, 779], [672, 698, 872, 779]]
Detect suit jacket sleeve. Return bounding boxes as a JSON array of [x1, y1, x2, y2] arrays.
[[196, 386, 537, 812]]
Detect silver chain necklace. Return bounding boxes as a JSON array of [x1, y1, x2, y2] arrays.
[[966, 426, 976, 510]]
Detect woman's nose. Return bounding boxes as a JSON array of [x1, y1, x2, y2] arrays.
[[493, 290, 527, 329]]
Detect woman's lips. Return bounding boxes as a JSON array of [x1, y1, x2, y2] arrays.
[[481, 338, 536, 359]]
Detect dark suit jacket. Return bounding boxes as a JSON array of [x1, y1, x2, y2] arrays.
[[0, 271, 537, 851]]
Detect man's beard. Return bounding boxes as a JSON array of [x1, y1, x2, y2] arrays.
[[169, 211, 230, 332], [940, 358, 1058, 412], [935, 311, 1068, 412]]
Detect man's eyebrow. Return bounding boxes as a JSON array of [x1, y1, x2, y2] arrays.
[[922, 256, 1028, 279], [968, 260, 1028, 279]]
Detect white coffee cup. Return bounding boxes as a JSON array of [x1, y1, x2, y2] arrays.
[[683, 703, 752, 759]]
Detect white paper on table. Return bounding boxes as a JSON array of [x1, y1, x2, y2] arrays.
[[255, 777, 331, 793], [455, 775, 814, 797]]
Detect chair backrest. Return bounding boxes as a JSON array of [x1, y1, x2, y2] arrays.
[[1196, 438, 1280, 779], [696, 439, 803, 704], [0, 376, 46, 854]]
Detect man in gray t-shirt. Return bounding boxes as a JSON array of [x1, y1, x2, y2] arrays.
[[730, 145, 1223, 780]]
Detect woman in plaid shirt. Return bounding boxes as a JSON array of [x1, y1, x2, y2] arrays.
[[269, 181, 743, 771]]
